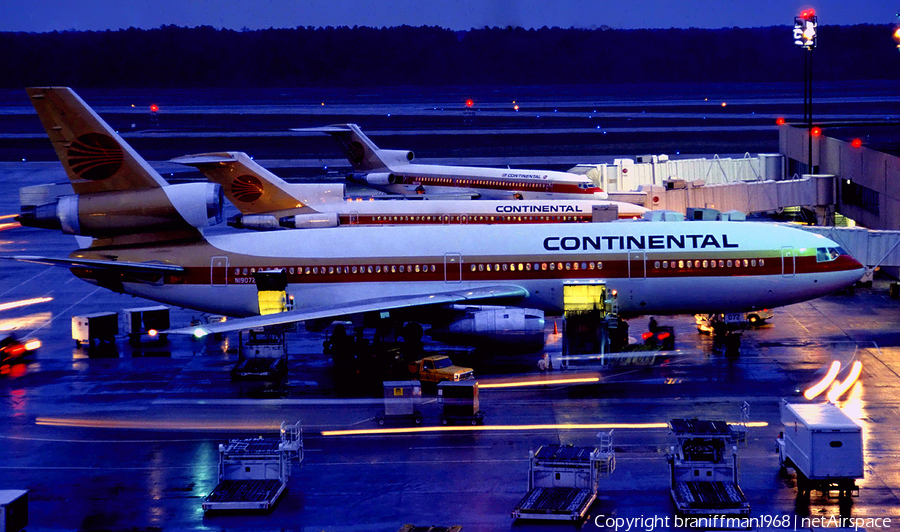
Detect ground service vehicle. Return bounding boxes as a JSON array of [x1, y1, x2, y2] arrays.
[[376, 381, 423, 425], [408, 355, 474, 384], [667, 419, 749, 517], [512, 438, 615, 522], [121, 306, 170, 344], [203, 422, 302, 512], [437, 381, 485, 425], [231, 328, 288, 381], [776, 401, 863, 501], [0, 335, 40, 364], [71, 313, 117, 347]]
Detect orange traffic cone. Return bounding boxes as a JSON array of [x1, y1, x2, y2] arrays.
[[553, 320, 558, 334]]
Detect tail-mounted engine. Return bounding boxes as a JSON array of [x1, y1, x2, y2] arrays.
[[18, 183, 223, 237], [377, 149, 414, 166]]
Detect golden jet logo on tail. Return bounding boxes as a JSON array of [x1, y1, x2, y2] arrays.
[[66, 133, 124, 181], [231, 175, 265, 203]]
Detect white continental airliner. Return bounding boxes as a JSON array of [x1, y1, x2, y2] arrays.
[[170, 151, 646, 231], [296, 123, 609, 200], [12, 88, 864, 348]]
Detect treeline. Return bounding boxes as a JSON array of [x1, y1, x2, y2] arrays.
[[1, 24, 897, 88]]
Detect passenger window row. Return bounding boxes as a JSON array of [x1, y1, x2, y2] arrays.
[[653, 258, 765, 270]]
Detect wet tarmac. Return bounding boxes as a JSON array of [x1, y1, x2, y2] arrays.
[[1, 161, 899, 532]]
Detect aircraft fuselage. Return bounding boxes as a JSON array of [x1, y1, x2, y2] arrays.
[[70, 220, 864, 319]]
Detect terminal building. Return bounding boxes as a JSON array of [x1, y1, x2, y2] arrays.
[[571, 124, 900, 279]]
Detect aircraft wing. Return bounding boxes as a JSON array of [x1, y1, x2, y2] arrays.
[[4, 255, 184, 275], [169, 285, 529, 337]]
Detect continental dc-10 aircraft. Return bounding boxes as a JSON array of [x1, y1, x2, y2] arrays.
[[297, 123, 609, 200], [12, 87, 864, 350], [170, 151, 647, 231]]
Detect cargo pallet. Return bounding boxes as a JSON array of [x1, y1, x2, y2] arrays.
[[203, 421, 302, 512], [512, 435, 615, 522]]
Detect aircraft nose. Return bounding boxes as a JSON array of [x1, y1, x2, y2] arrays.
[[843, 252, 864, 271]]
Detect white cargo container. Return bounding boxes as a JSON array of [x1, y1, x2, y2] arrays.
[[776, 401, 863, 500], [71, 312, 118, 346]]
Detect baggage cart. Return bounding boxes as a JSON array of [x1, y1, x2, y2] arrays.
[[376, 381, 422, 426], [71, 312, 118, 347], [437, 381, 484, 425], [121, 305, 169, 344]]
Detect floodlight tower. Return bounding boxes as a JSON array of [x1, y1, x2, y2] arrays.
[[794, 9, 818, 172]]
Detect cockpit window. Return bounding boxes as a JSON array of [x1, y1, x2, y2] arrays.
[[816, 247, 843, 262]]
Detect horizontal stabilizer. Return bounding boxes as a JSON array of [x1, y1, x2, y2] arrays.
[[169, 153, 239, 166]]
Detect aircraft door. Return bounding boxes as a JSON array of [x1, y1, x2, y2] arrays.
[[781, 247, 795, 277], [628, 252, 646, 279], [348, 211, 359, 225], [444, 253, 462, 283], [211, 256, 228, 286]]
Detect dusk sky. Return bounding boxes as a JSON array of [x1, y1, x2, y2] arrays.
[[2, 0, 898, 32]]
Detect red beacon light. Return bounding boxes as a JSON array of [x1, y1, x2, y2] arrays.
[[465, 99, 474, 108], [851, 138, 863, 148], [810, 126, 822, 137], [149, 104, 159, 113], [799, 8, 816, 19], [775, 117, 786, 125]]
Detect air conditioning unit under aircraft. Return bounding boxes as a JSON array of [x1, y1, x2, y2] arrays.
[[17, 183, 223, 237]]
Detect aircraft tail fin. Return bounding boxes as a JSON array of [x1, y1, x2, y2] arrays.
[[20, 87, 222, 245], [292, 124, 413, 172], [170, 152, 315, 215], [26, 87, 168, 194]]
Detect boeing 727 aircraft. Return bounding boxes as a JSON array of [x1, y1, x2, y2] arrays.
[[12, 88, 864, 350], [171, 151, 646, 230], [297, 123, 608, 200]]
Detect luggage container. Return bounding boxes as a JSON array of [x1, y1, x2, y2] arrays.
[[121, 305, 170, 344], [0, 490, 27, 532], [71, 312, 118, 347], [437, 380, 485, 425], [376, 381, 422, 425]]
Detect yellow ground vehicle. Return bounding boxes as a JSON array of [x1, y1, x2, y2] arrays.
[[408, 355, 474, 384]]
